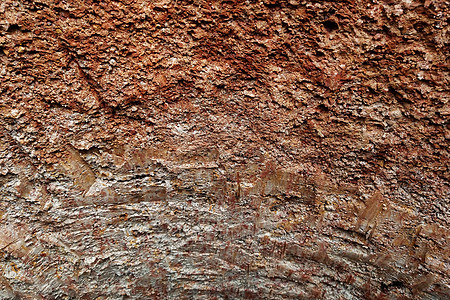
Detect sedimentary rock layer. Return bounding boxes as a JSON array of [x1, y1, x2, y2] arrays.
[[0, 0, 449, 299]]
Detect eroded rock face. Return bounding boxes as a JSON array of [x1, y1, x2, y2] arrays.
[[0, 0, 449, 299]]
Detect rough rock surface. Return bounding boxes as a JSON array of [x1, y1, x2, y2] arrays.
[[0, 0, 449, 299]]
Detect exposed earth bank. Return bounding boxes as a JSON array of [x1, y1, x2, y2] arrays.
[[0, 0, 449, 299]]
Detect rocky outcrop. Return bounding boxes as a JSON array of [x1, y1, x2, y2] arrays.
[[0, 0, 448, 299]]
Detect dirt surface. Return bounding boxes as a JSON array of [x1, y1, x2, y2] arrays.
[[0, 0, 449, 299]]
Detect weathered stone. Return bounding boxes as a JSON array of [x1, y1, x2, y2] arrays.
[[0, 0, 448, 299]]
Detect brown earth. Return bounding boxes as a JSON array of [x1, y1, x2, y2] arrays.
[[0, 0, 449, 299]]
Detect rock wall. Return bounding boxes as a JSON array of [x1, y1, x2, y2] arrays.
[[0, 0, 449, 299]]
